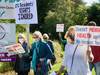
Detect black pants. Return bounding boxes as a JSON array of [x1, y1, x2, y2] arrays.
[[17, 71, 29, 75]]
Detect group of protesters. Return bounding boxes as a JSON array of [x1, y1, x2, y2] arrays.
[[14, 31, 55, 75], [13, 21, 100, 75]]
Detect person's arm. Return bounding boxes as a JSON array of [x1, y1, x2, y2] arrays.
[[28, 43, 35, 61], [58, 32, 67, 45], [87, 46, 94, 62], [57, 65, 65, 75]]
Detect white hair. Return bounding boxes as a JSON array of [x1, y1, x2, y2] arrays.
[[33, 31, 43, 40]]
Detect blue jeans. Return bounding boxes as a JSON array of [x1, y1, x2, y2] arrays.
[[94, 62, 100, 75]]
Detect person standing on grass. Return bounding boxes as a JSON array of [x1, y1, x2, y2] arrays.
[[43, 33, 54, 53], [30, 31, 53, 75], [14, 33, 31, 75], [88, 21, 100, 75], [43, 33, 56, 69], [57, 26, 94, 75]]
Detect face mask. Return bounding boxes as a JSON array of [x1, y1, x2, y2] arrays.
[[69, 34, 75, 41], [18, 38, 24, 44]]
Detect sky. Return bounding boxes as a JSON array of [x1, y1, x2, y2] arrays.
[[83, 0, 99, 6]]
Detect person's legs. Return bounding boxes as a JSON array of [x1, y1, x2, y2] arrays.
[[34, 68, 42, 75], [94, 62, 100, 75], [89, 62, 94, 71], [18, 71, 29, 75], [18, 72, 22, 75], [41, 62, 48, 75], [23, 71, 29, 75]]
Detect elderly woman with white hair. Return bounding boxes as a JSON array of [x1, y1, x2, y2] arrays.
[[30, 31, 53, 75]]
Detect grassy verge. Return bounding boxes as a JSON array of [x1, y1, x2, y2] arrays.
[[50, 63, 96, 75]]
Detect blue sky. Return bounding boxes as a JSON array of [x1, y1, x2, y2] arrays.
[[83, 0, 99, 6]]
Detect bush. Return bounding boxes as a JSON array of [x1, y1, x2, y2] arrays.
[[0, 62, 14, 73]]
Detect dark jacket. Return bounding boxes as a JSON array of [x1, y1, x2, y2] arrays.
[[47, 40, 54, 53], [30, 40, 53, 71], [14, 42, 31, 72], [59, 35, 67, 50]]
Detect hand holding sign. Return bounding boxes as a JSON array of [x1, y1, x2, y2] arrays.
[[5, 43, 25, 54], [56, 24, 64, 32], [75, 26, 100, 46]]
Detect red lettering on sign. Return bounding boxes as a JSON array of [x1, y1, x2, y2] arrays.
[[77, 33, 91, 38], [89, 28, 100, 32]]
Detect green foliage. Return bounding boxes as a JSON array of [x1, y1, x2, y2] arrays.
[[0, 19, 15, 23], [0, 62, 14, 73], [87, 3, 100, 26], [16, 24, 26, 32], [44, 0, 87, 38]]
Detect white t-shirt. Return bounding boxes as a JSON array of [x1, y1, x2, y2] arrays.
[[62, 44, 91, 75]]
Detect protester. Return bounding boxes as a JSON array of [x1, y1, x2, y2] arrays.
[[43, 33, 56, 69], [14, 33, 31, 75], [58, 26, 75, 50], [57, 26, 94, 75], [30, 31, 53, 75], [43, 33, 54, 54], [88, 21, 100, 75]]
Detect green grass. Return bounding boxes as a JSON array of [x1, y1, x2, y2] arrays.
[[50, 63, 96, 75]]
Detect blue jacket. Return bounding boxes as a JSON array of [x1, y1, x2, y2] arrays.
[[30, 40, 53, 71]]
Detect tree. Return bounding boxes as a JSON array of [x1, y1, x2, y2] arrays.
[[44, 0, 87, 39], [87, 3, 100, 26], [30, 0, 57, 32]]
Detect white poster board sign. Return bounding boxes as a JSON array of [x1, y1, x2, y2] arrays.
[[0, 0, 19, 19], [56, 24, 64, 32], [15, 0, 38, 24], [0, 23, 16, 62], [5, 43, 25, 54], [75, 26, 100, 46], [0, 23, 16, 45]]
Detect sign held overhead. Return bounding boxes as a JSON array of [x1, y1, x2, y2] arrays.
[[15, 0, 38, 24], [56, 24, 64, 32]]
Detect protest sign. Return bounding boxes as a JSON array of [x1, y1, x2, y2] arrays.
[[0, 23, 16, 62], [0, 0, 19, 19], [75, 26, 100, 46], [56, 24, 64, 32], [15, 0, 38, 24], [0, 23, 16, 45], [5, 43, 25, 54]]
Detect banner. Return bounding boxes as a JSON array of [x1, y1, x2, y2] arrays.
[[15, 0, 38, 24], [75, 26, 100, 46], [0, 0, 19, 19], [0, 23, 16, 62], [56, 24, 64, 32]]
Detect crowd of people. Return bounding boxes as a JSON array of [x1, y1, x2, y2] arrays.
[[13, 21, 100, 75]]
